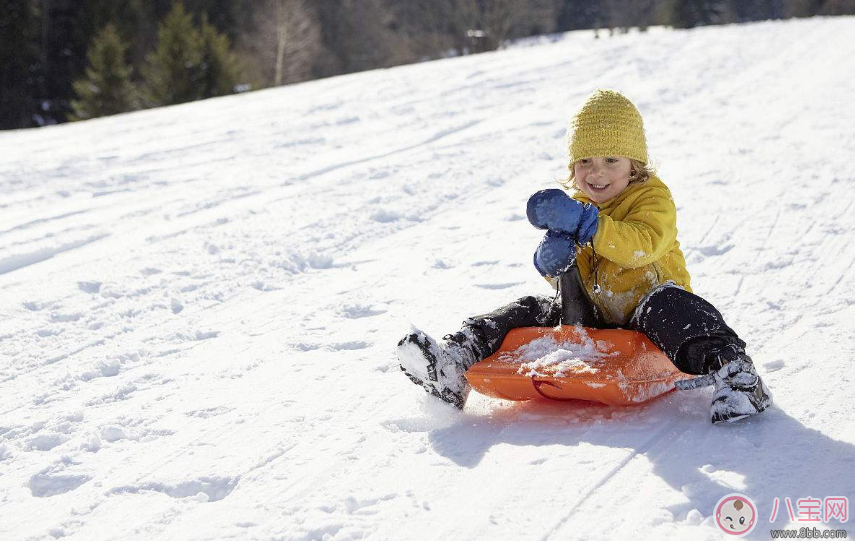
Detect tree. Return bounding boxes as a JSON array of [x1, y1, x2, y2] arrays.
[[71, 0, 162, 79], [33, 0, 80, 124], [140, 3, 240, 106], [516, 0, 560, 36], [70, 23, 137, 120], [314, 0, 402, 75], [239, 0, 324, 87], [477, 0, 528, 51], [198, 15, 240, 97], [0, 0, 41, 129], [384, 0, 457, 60], [183, 0, 254, 42], [140, 3, 204, 106]]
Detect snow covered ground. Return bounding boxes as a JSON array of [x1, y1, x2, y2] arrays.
[[2, 16, 855, 541]]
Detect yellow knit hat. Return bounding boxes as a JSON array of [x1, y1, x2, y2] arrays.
[[567, 89, 648, 166]]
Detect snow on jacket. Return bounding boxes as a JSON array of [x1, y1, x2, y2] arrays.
[[571, 174, 692, 325]]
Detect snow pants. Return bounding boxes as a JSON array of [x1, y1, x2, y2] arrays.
[[450, 267, 746, 375]]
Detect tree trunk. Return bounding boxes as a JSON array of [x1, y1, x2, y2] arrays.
[[275, 0, 286, 86]]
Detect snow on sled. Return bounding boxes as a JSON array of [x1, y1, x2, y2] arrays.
[[465, 326, 684, 406]]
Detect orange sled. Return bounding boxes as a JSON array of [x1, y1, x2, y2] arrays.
[[465, 326, 685, 406]]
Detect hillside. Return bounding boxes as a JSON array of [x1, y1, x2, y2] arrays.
[[1, 16, 854, 541]]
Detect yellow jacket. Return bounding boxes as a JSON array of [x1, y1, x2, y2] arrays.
[[570, 175, 692, 325]]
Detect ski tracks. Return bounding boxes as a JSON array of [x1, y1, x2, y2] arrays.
[[539, 416, 694, 540]]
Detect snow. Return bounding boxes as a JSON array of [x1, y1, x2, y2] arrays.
[[2, 15, 855, 541], [501, 330, 611, 378]]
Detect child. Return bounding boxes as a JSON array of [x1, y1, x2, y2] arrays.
[[397, 89, 772, 424]]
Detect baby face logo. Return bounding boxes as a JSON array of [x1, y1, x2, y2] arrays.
[[715, 493, 757, 536]]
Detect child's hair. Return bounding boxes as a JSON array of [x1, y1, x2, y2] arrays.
[[559, 158, 655, 191]]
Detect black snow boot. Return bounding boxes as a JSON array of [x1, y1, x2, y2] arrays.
[[678, 354, 774, 424], [708, 355, 773, 424], [396, 329, 479, 409]]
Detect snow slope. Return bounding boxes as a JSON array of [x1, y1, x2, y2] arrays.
[[2, 16, 855, 541]]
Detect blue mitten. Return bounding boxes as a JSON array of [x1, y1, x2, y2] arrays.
[[533, 230, 576, 277], [526, 189, 599, 244]]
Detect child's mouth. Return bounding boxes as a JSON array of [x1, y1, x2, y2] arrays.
[[587, 182, 609, 192]]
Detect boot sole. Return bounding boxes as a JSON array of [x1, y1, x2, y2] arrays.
[[397, 333, 466, 409], [711, 390, 772, 424]]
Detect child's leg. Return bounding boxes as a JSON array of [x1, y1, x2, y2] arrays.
[[446, 263, 595, 365], [629, 284, 746, 375], [446, 294, 561, 367], [397, 264, 592, 409], [397, 294, 559, 409], [630, 284, 772, 423]]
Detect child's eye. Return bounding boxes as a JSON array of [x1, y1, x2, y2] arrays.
[[605, 157, 619, 164]]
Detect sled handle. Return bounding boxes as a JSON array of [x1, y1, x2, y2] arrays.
[[558, 265, 597, 327]]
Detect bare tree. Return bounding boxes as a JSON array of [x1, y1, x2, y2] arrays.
[[273, 0, 316, 85], [238, 0, 322, 87], [483, 0, 527, 47]]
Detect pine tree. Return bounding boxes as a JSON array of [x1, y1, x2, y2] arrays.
[[70, 24, 137, 121], [0, 0, 41, 129], [197, 15, 240, 97], [140, 3, 204, 107], [140, 3, 241, 107]]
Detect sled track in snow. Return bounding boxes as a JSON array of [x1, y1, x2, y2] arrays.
[[539, 417, 693, 540], [295, 119, 483, 182]]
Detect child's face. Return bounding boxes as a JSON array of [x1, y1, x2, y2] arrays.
[[574, 156, 632, 204]]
